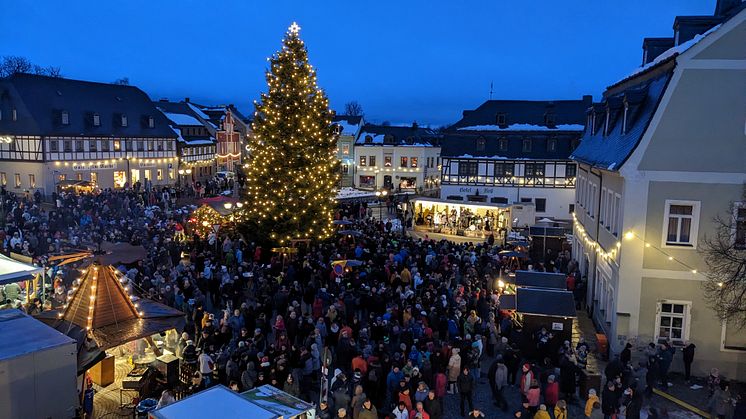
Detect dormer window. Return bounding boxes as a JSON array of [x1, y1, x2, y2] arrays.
[[61, 111, 69, 125], [622, 103, 629, 134], [544, 113, 556, 127], [496, 113, 506, 126], [121, 114, 128, 127], [604, 109, 610, 136], [148, 116, 155, 128], [93, 113, 100, 126], [476, 137, 486, 152]]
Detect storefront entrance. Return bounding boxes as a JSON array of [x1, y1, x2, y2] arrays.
[[130, 169, 140, 185], [114, 171, 127, 189]]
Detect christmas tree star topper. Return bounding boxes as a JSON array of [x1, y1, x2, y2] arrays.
[[289, 22, 301, 35]]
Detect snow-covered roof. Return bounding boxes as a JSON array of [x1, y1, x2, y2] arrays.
[[336, 120, 361, 137], [336, 187, 376, 200], [160, 111, 203, 126], [613, 24, 722, 86], [183, 139, 214, 145], [187, 103, 211, 120], [457, 123, 585, 132], [355, 134, 384, 144], [0, 253, 42, 286]]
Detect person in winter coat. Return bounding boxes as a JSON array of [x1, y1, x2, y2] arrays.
[[392, 401, 409, 419], [657, 342, 675, 388], [601, 380, 620, 418], [447, 348, 462, 394], [357, 399, 377, 419], [520, 363, 534, 395], [489, 356, 509, 410], [622, 386, 643, 419], [317, 401, 333, 419], [620, 342, 632, 366], [544, 375, 559, 410], [423, 390, 443, 419], [410, 401, 430, 419], [532, 404, 551, 419], [682, 342, 696, 383], [526, 379, 541, 414], [554, 400, 568, 419], [283, 374, 300, 398], [457, 367, 475, 416], [398, 387, 413, 413], [707, 380, 733, 419], [585, 389, 600, 418]]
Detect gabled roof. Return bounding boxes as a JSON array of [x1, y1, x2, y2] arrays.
[[156, 101, 206, 127], [0, 73, 176, 138], [356, 123, 437, 146], [570, 71, 672, 171], [333, 115, 363, 137], [449, 98, 590, 131]]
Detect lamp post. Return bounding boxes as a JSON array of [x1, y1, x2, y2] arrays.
[[374, 189, 388, 220]]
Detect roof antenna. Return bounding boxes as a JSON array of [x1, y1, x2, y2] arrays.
[[489, 81, 493, 100]]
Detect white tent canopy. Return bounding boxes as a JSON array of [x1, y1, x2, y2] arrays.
[[0, 253, 42, 286]]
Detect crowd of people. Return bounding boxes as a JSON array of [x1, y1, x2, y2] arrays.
[[1, 185, 744, 419]]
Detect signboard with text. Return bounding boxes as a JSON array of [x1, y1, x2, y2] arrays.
[[72, 162, 117, 171]]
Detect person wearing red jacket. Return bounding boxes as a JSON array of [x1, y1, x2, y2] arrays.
[[544, 374, 560, 410], [409, 401, 430, 419]]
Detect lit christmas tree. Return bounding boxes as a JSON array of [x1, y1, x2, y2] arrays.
[[239, 22, 338, 245]]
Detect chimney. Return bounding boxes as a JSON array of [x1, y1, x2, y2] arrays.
[[641, 37, 674, 65], [412, 121, 419, 130], [184, 97, 190, 103]]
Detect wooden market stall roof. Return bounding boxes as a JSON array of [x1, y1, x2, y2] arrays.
[[60, 264, 139, 330], [514, 270, 566, 290], [0, 252, 43, 286], [515, 287, 576, 318]]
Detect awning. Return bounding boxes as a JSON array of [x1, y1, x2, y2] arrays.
[[0, 252, 43, 286]]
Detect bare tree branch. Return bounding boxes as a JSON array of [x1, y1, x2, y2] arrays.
[[343, 101, 364, 117], [701, 184, 746, 329]]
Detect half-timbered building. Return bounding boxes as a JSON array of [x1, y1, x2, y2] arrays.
[[0, 73, 177, 194], [440, 97, 592, 220]]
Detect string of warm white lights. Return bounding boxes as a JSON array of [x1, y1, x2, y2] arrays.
[[571, 212, 706, 280]]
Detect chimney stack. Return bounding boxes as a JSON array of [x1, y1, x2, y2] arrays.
[[184, 97, 190, 103]]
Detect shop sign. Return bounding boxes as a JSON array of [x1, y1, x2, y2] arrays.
[[458, 187, 494, 194], [138, 161, 156, 168], [552, 322, 564, 331], [72, 162, 117, 171]]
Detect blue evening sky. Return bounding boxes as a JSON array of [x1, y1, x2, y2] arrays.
[[0, 0, 712, 126]]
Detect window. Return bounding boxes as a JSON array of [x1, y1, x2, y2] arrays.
[[369, 156, 376, 167], [121, 114, 128, 127], [12, 108, 17, 121], [14, 173, 21, 188], [520, 197, 532, 203], [61, 111, 69, 125], [359, 156, 366, 167], [600, 187, 608, 225], [524, 163, 545, 177], [663, 200, 700, 247], [113, 140, 121, 151], [410, 157, 418, 168], [93, 113, 101, 127], [50, 140, 59, 152], [476, 137, 486, 152], [566, 164, 577, 178], [458, 162, 478, 176], [157, 141, 163, 151], [384, 155, 392, 167], [137, 141, 144, 151], [734, 203, 746, 250], [148, 140, 155, 151], [499, 138, 508, 152], [569, 204, 575, 214], [64, 140, 72, 152], [522, 138, 532, 152], [90, 173, 97, 184], [496, 113, 506, 125], [535, 198, 547, 213], [148, 116, 155, 128], [341, 144, 350, 155], [400, 157, 408, 168], [58, 174, 66, 182], [656, 301, 691, 344], [547, 138, 557, 152], [494, 162, 514, 177], [76, 173, 83, 181], [157, 169, 163, 181], [622, 103, 629, 134], [75, 140, 84, 152], [28, 174, 35, 188], [0, 172, 6, 186], [89, 140, 97, 152], [101, 140, 110, 151]]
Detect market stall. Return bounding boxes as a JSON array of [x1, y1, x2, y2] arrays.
[[514, 287, 576, 360], [0, 309, 79, 419], [513, 270, 567, 290], [150, 385, 316, 419], [36, 262, 185, 412], [0, 252, 44, 309]]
